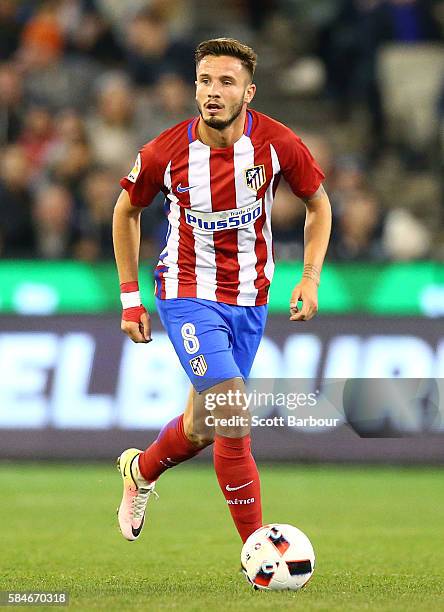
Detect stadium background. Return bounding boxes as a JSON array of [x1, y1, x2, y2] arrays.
[[1, 2, 443, 610]]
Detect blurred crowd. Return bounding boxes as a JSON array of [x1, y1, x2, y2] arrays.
[[0, 0, 443, 262]]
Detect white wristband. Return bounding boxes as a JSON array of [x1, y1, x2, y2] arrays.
[[120, 291, 141, 309]]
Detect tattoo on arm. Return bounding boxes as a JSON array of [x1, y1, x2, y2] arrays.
[[302, 263, 320, 285]]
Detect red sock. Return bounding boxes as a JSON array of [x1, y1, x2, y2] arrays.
[[213, 434, 262, 542], [138, 414, 201, 483]]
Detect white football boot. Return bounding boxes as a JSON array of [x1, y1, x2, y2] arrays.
[[116, 448, 158, 541]]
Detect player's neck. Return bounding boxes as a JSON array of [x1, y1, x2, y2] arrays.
[[197, 111, 246, 148]]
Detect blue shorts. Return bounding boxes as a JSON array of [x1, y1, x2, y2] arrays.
[[155, 297, 267, 392]]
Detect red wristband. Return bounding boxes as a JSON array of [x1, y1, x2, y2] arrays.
[[120, 280, 146, 321], [122, 304, 147, 323], [120, 281, 139, 293]]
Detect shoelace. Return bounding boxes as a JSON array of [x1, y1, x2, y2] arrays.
[[131, 486, 159, 521]]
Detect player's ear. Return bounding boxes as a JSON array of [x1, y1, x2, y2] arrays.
[[244, 82, 256, 104]]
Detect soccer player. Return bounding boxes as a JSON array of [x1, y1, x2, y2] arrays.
[[113, 38, 331, 543]]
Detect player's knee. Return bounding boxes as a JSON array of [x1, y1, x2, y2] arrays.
[[211, 405, 251, 438], [183, 414, 214, 448], [185, 429, 214, 448]]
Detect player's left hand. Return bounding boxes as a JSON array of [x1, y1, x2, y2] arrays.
[[289, 278, 318, 321]]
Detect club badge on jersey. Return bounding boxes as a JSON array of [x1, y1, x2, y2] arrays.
[[245, 164, 266, 191]]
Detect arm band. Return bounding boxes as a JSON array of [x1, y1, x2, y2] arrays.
[[120, 281, 141, 309]]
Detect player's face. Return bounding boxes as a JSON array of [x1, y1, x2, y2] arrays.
[[195, 55, 256, 130]]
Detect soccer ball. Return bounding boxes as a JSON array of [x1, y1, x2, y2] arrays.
[[241, 524, 315, 590]]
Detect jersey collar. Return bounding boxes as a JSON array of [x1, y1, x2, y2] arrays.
[[188, 110, 253, 144]]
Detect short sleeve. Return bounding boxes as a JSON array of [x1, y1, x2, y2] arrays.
[[120, 141, 164, 207], [274, 130, 325, 199]]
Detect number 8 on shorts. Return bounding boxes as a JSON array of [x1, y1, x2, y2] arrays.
[[181, 322, 200, 355]]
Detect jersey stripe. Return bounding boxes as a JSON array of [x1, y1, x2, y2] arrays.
[[188, 141, 217, 301], [234, 135, 259, 304], [252, 136, 274, 304], [209, 147, 240, 303], [263, 144, 281, 288], [171, 144, 197, 298], [162, 162, 178, 298]]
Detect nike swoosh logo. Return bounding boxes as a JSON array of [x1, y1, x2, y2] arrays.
[[225, 480, 253, 492], [131, 515, 145, 538], [129, 454, 139, 487], [177, 183, 197, 193]]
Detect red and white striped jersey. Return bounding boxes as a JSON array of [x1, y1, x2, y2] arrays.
[[120, 109, 324, 306]]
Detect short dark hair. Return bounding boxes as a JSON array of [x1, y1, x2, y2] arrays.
[[195, 38, 257, 80]]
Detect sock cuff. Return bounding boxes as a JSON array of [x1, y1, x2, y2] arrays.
[[177, 414, 201, 451], [214, 433, 251, 453], [176, 414, 187, 441]]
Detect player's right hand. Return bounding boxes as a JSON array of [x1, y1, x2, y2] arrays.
[[121, 305, 152, 343]]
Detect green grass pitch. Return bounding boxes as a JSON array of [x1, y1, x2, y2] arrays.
[[1, 462, 443, 611]]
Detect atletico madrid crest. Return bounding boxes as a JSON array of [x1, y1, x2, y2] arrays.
[[189, 354, 208, 377], [244, 164, 266, 192]]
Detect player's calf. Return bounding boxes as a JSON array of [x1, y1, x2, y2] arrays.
[[137, 414, 204, 483], [203, 378, 262, 542]]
